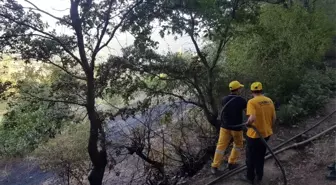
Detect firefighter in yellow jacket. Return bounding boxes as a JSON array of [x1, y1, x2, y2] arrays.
[[241, 82, 276, 184], [211, 81, 247, 174]]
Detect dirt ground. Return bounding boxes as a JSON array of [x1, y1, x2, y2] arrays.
[[190, 98, 336, 185]]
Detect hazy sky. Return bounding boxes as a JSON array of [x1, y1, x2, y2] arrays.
[[19, 0, 197, 61]]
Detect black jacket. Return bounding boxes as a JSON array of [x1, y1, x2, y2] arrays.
[[220, 95, 247, 131]]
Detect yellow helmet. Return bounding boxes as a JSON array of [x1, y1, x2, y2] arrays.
[[229, 81, 244, 91], [250, 82, 263, 91]]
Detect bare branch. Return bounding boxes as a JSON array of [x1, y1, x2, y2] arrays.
[[93, 0, 144, 65], [0, 33, 51, 40], [90, 0, 114, 69], [132, 119, 182, 163], [51, 7, 70, 12], [47, 59, 86, 80], [23, 0, 71, 25], [211, 39, 225, 69], [189, 13, 209, 68], [209, 0, 239, 69], [143, 85, 202, 108], [24, 92, 86, 106]]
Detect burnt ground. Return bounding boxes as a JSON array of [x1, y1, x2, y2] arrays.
[[0, 158, 60, 185], [189, 98, 336, 185]]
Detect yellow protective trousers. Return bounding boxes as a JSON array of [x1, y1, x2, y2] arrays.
[[211, 128, 244, 168]]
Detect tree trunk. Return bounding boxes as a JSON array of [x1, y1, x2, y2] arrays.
[[69, 1, 107, 183], [204, 110, 220, 132], [86, 75, 107, 185]]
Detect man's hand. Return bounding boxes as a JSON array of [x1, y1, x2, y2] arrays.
[[247, 114, 256, 126]]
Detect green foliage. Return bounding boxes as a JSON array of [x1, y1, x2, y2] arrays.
[[0, 101, 7, 122], [34, 123, 90, 185], [0, 97, 72, 157], [226, 3, 336, 124], [227, 4, 334, 83], [0, 65, 76, 157], [314, 0, 336, 23], [277, 68, 336, 124]]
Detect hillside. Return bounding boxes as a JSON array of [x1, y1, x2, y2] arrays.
[[0, 98, 335, 185]]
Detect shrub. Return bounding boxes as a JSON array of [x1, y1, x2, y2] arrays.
[[277, 69, 336, 124], [226, 3, 336, 125], [33, 123, 90, 185], [226, 3, 335, 98], [0, 99, 72, 157]]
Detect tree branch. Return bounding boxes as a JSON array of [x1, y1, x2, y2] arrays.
[[143, 84, 202, 108], [24, 92, 86, 106], [0, 33, 86, 81], [23, 0, 71, 25], [70, 0, 90, 74], [91, 0, 114, 69], [210, 0, 238, 70], [211, 39, 225, 70], [47, 59, 86, 80], [189, 12, 209, 68], [0, 33, 51, 40], [188, 76, 208, 108], [126, 58, 210, 117], [0, 13, 83, 67], [204, 0, 241, 116], [126, 146, 164, 171], [94, 0, 144, 63]]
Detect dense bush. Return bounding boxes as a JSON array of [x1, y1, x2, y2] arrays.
[[226, 4, 336, 124], [277, 68, 336, 124], [0, 67, 76, 157], [0, 98, 72, 156]]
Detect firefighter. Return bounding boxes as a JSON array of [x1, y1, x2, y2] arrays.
[[211, 81, 247, 174], [241, 82, 276, 184]]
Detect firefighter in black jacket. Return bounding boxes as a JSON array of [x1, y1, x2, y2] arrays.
[[211, 81, 247, 174]]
